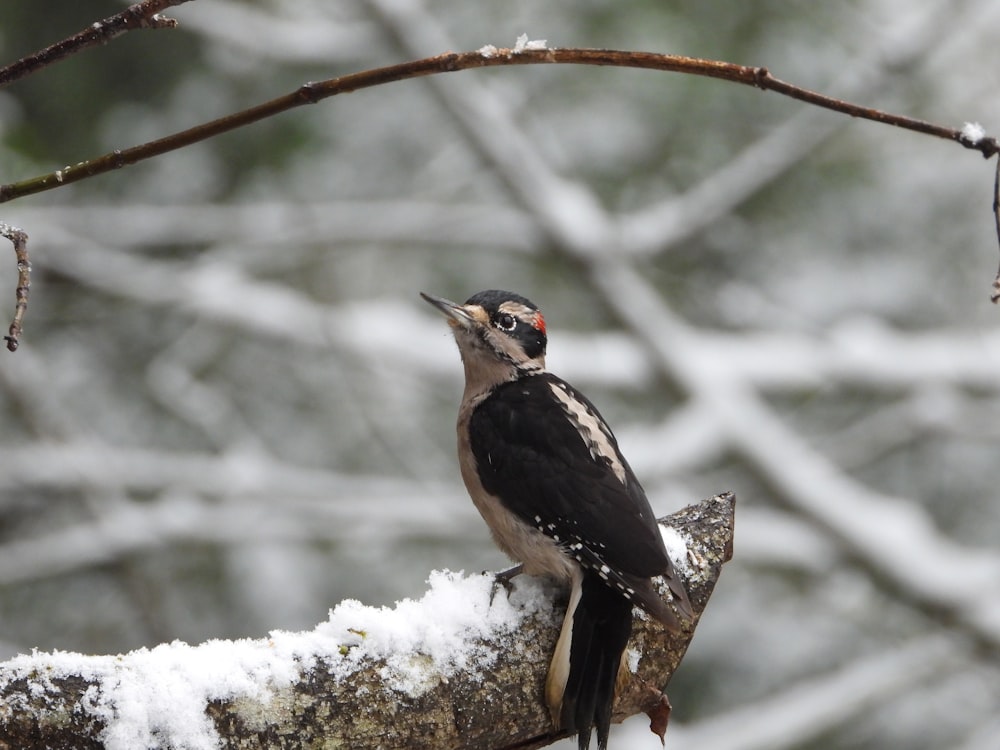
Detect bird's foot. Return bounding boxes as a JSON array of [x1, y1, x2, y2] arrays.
[[489, 564, 523, 604]]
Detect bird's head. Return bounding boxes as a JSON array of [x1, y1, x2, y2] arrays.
[[421, 290, 547, 384]]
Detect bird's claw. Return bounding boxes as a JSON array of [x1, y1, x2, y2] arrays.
[[489, 564, 523, 604]]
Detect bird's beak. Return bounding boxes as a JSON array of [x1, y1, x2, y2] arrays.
[[420, 292, 477, 330]]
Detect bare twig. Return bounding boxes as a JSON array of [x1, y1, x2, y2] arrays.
[[0, 0, 193, 89], [992, 157, 1000, 303], [0, 47, 995, 204], [0, 223, 29, 352]]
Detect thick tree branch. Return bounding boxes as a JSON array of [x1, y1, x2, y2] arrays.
[[0, 492, 733, 750], [0, 0, 193, 89]]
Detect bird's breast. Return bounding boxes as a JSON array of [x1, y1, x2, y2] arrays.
[[456, 403, 576, 581]]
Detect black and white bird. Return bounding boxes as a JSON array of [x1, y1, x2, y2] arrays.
[[421, 289, 692, 750]]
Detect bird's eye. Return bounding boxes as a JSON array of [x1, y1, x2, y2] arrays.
[[495, 313, 517, 332]]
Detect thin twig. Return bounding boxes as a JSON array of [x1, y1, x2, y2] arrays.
[[0, 0, 193, 89], [0, 47, 995, 204], [992, 158, 1000, 304], [0, 224, 29, 352]]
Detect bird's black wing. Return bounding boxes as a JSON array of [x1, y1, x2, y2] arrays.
[[469, 373, 692, 620]]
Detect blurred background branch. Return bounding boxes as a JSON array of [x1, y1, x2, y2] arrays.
[[1, 0, 999, 748]]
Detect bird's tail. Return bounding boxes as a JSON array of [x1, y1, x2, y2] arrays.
[[546, 570, 634, 750]]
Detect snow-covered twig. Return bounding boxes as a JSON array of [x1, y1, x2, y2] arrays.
[[25, 233, 1000, 393]]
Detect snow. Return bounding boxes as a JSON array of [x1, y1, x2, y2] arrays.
[[513, 33, 548, 53], [659, 523, 692, 577], [625, 647, 642, 674], [961, 121, 985, 144], [0, 570, 546, 750], [321, 569, 541, 696], [478, 34, 548, 58]]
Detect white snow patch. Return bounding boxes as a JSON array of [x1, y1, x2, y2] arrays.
[[1, 570, 545, 750], [659, 524, 692, 577], [513, 33, 548, 53], [478, 44, 499, 58], [962, 121, 986, 144], [320, 569, 530, 696], [625, 647, 641, 674]]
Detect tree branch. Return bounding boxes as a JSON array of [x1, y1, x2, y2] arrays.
[[0, 492, 733, 750], [3, 38, 997, 350], [0, 223, 28, 352], [0, 46, 994, 205], [0, 0, 193, 89], [992, 157, 1000, 303]]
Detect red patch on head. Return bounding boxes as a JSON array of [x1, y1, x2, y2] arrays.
[[532, 312, 546, 334]]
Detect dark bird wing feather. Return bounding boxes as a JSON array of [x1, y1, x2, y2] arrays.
[[468, 373, 692, 624]]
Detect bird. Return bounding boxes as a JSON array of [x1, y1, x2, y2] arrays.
[[421, 289, 693, 750]]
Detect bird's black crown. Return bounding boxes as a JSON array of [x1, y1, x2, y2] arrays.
[[464, 289, 539, 312]]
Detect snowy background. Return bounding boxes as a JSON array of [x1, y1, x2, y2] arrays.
[[2, 1, 1000, 748]]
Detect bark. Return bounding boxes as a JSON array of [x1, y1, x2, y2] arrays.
[[0, 492, 734, 750]]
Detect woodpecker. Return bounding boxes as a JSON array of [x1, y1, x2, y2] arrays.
[[421, 289, 693, 750]]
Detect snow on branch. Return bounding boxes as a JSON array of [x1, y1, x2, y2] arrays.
[[0, 493, 734, 750]]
